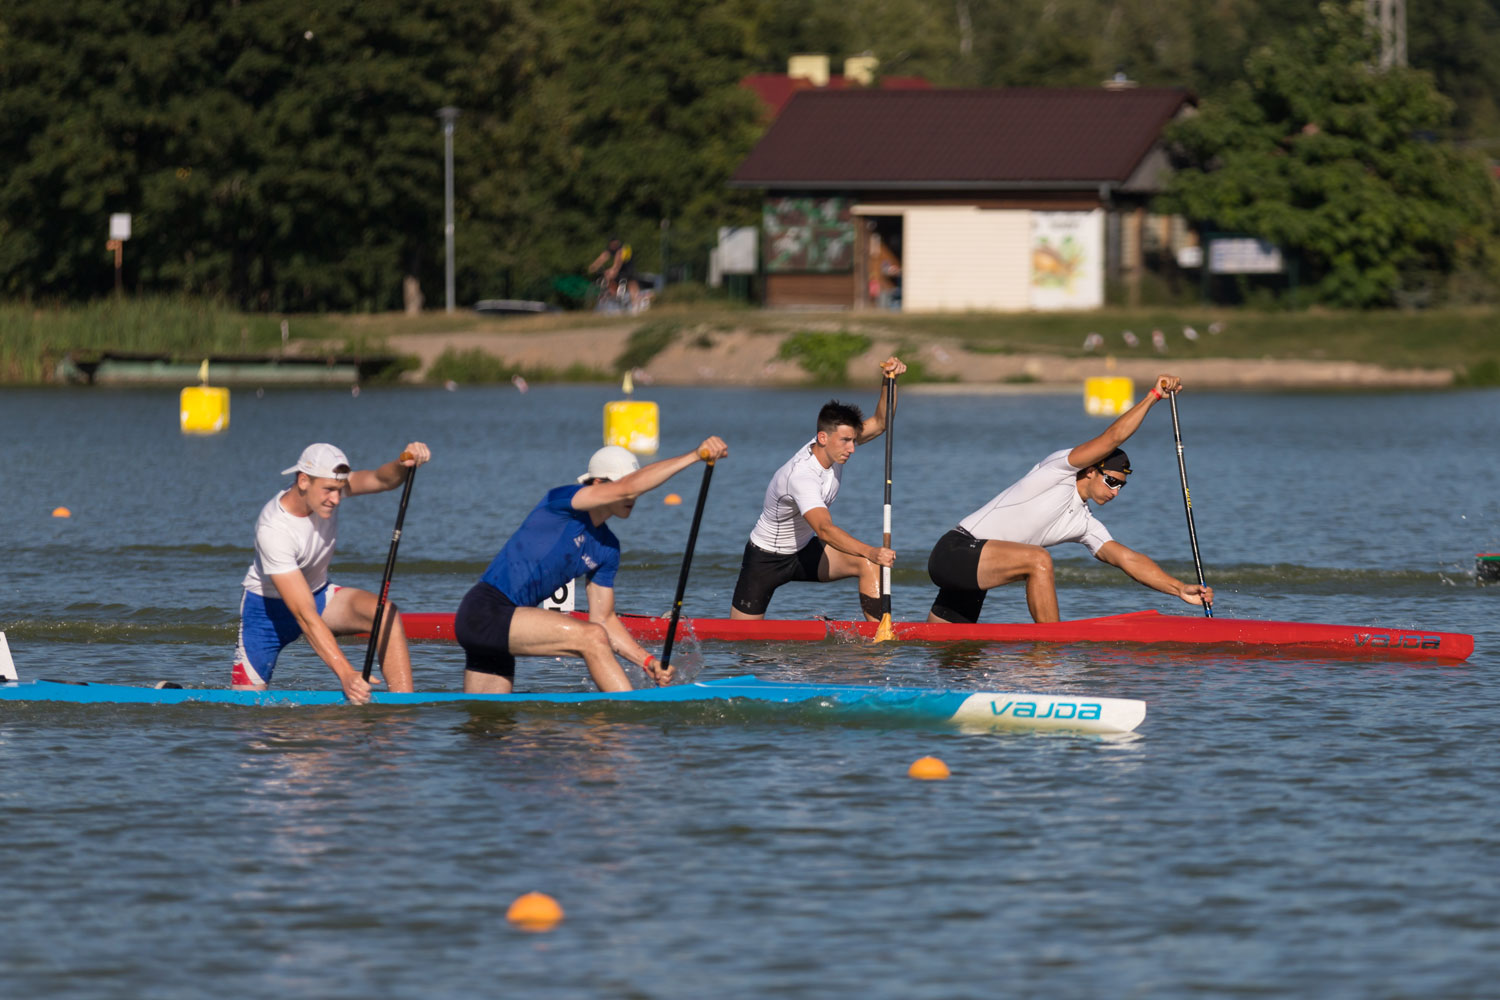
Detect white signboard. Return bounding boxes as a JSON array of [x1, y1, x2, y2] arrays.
[[716, 226, 758, 275], [1029, 210, 1103, 310], [109, 213, 132, 241], [1209, 237, 1283, 274]]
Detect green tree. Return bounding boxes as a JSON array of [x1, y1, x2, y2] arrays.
[[0, 0, 544, 309], [1407, 0, 1500, 143], [1162, 1, 1500, 306], [0, 0, 765, 309]]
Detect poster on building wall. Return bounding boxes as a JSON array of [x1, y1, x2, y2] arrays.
[[1029, 210, 1103, 310], [763, 197, 855, 273]]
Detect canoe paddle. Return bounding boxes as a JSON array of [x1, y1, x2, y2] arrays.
[[362, 452, 417, 682], [873, 371, 897, 642], [1166, 391, 1213, 618], [659, 448, 717, 679]]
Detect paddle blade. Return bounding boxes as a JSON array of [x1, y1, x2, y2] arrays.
[[872, 613, 895, 643]]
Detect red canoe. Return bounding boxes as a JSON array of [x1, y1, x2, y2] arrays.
[[395, 610, 1473, 661]]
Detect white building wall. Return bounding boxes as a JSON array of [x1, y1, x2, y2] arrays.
[[902, 207, 1030, 312]]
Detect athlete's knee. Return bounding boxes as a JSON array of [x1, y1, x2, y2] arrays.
[[577, 621, 612, 655], [1026, 546, 1054, 578]]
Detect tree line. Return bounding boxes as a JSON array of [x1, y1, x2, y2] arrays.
[[2, 0, 1499, 310]]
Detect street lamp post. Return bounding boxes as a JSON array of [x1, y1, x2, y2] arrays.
[[438, 106, 460, 313]]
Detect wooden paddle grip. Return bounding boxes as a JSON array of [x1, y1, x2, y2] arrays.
[[400, 450, 414, 461]]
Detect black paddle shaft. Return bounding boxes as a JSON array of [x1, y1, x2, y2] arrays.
[[1167, 392, 1213, 618], [881, 373, 895, 620], [362, 461, 418, 681], [660, 458, 715, 672]]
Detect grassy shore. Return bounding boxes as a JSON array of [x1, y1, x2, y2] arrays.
[[4, 296, 1498, 385]]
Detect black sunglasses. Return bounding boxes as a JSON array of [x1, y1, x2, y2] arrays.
[[1096, 468, 1127, 490]]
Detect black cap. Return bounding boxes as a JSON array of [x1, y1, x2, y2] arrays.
[[1098, 448, 1131, 474]]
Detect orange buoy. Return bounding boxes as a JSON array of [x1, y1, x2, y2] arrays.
[[663, 493, 682, 505], [506, 891, 564, 931], [52, 507, 72, 518], [907, 756, 950, 780]]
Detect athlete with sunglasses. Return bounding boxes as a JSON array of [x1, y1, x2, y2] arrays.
[[925, 373, 1213, 624]]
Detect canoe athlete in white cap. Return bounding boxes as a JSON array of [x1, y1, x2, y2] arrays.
[[234, 441, 432, 703], [456, 436, 728, 694]]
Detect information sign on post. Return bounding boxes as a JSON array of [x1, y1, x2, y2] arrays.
[[106, 213, 131, 294], [1208, 237, 1283, 274]]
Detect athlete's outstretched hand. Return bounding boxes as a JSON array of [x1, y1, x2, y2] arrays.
[[697, 436, 728, 462], [1180, 583, 1214, 608], [1153, 374, 1182, 396]]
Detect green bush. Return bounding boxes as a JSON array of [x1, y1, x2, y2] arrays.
[[1456, 358, 1500, 387], [426, 348, 610, 384], [615, 321, 680, 372], [777, 331, 872, 384]]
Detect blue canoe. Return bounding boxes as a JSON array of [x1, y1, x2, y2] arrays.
[[0, 675, 1145, 735]]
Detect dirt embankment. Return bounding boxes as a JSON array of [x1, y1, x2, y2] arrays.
[[381, 323, 1455, 390]]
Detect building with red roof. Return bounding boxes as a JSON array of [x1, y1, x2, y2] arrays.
[[729, 85, 1196, 311]]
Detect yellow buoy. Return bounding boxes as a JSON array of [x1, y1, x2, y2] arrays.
[[1083, 376, 1133, 417], [908, 756, 951, 780], [506, 891, 564, 931], [663, 493, 682, 506], [180, 385, 230, 434], [603, 399, 659, 455], [52, 506, 72, 518]]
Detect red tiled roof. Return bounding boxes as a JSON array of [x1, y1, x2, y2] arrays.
[[731, 87, 1194, 189], [741, 73, 934, 117]]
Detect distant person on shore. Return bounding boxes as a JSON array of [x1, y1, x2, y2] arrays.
[[588, 236, 640, 313], [234, 441, 432, 704], [730, 357, 906, 621], [455, 438, 729, 694], [925, 373, 1213, 623]]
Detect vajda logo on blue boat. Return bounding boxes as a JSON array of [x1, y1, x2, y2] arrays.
[[989, 699, 1102, 720]]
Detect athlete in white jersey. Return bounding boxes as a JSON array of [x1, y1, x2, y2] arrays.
[[926, 373, 1214, 623], [731, 357, 906, 620], [234, 440, 432, 704]]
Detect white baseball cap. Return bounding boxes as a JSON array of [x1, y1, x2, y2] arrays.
[[282, 443, 351, 480], [577, 445, 640, 483]]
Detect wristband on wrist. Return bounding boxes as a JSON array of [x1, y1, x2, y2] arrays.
[[644, 655, 658, 669], [1150, 386, 1164, 400]]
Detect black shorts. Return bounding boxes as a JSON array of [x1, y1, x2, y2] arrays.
[[731, 539, 827, 616], [927, 528, 987, 624], [454, 581, 519, 678]]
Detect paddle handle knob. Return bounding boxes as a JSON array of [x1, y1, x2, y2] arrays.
[[400, 450, 413, 461], [698, 447, 715, 464]]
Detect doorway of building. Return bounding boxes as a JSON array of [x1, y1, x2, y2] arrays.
[[863, 216, 903, 311]]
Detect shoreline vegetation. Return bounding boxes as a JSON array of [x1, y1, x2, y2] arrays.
[[3, 296, 1497, 389]]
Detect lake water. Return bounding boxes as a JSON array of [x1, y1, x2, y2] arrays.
[[2, 382, 1497, 998]]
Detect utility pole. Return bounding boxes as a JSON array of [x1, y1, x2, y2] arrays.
[[438, 106, 460, 313], [1367, 0, 1407, 69]]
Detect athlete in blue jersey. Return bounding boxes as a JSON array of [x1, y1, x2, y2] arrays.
[[456, 436, 728, 694]]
